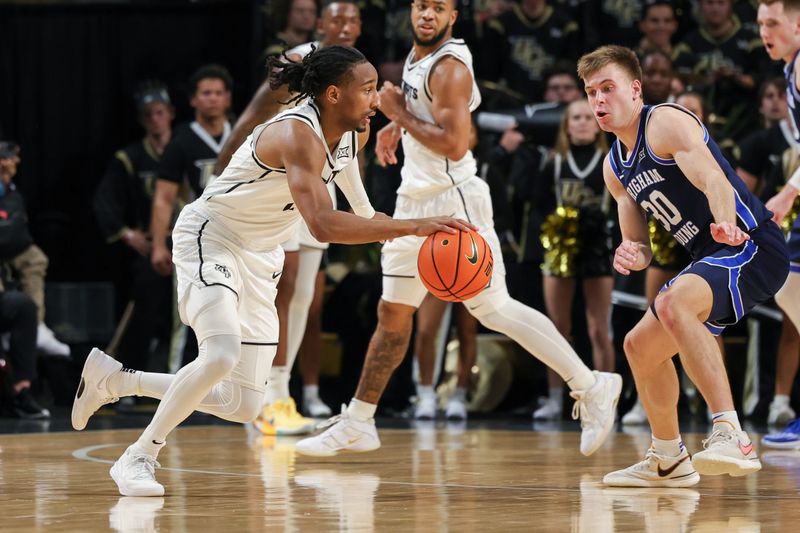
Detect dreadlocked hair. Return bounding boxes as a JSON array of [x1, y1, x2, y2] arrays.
[[267, 45, 367, 106]]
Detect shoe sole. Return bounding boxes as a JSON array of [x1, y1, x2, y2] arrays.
[[110, 462, 165, 497], [693, 454, 762, 477], [582, 373, 623, 456], [602, 471, 700, 488], [71, 348, 120, 431], [761, 439, 800, 450]]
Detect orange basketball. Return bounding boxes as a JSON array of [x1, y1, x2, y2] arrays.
[[417, 229, 494, 302]]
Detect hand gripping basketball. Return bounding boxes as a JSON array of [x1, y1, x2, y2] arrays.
[[417, 229, 494, 302]]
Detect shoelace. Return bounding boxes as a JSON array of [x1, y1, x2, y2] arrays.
[[570, 391, 595, 429], [316, 404, 349, 431], [129, 455, 161, 481], [701, 429, 738, 449]]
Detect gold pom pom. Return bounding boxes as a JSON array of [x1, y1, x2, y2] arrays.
[[540, 206, 581, 277], [649, 218, 679, 266], [781, 196, 800, 236]]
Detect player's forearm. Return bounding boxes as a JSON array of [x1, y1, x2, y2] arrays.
[[705, 175, 738, 226], [393, 110, 467, 160], [305, 210, 417, 244]]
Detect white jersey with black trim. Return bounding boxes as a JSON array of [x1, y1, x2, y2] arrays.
[[199, 100, 358, 251], [398, 38, 482, 199]]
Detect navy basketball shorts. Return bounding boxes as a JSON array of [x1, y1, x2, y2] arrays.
[[788, 216, 800, 274], [655, 221, 789, 335]]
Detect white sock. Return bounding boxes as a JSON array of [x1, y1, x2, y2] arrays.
[[774, 394, 791, 405], [303, 384, 320, 402], [475, 298, 595, 391], [107, 368, 142, 397], [348, 398, 376, 421], [128, 440, 165, 460], [265, 366, 290, 405], [652, 435, 684, 457], [416, 384, 435, 399], [711, 410, 742, 432], [451, 387, 467, 402]]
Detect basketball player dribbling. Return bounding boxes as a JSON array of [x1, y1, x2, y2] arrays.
[[577, 45, 789, 487], [296, 0, 623, 459], [70, 46, 473, 497]]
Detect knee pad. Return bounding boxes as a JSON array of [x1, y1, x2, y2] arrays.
[[201, 381, 264, 423], [229, 343, 277, 393], [201, 334, 242, 377]]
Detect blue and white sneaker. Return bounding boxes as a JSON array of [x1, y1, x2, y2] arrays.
[[762, 419, 800, 449]]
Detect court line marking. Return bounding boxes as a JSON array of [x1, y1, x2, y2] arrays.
[[71, 441, 799, 499]]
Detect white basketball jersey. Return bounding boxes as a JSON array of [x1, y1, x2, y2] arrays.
[[199, 100, 358, 250], [398, 39, 482, 199]]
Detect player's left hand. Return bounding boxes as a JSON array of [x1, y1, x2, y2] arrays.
[[710, 221, 750, 246], [378, 81, 407, 122]]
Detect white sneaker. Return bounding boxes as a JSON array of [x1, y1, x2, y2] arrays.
[[72, 348, 122, 430], [603, 448, 700, 488], [621, 400, 648, 425], [414, 394, 437, 420], [532, 397, 562, 420], [445, 397, 467, 420], [692, 428, 762, 477], [37, 323, 70, 357], [304, 396, 333, 418], [110, 448, 164, 497], [768, 397, 796, 426], [295, 405, 381, 457], [571, 371, 623, 456]]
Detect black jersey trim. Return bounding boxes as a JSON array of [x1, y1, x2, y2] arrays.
[[220, 170, 272, 194], [383, 273, 416, 278], [197, 219, 239, 298], [241, 341, 279, 346]]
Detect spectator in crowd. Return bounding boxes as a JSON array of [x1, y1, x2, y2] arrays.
[[479, 0, 581, 102], [672, 0, 768, 140], [583, 0, 645, 50], [150, 65, 233, 368], [93, 81, 175, 397], [635, 2, 679, 57], [263, 0, 320, 58], [0, 142, 52, 419], [736, 77, 791, 193], [543, 63, 582, 104], [0, 142, 69, 358], [641, 48, 677, 104], [534, 99, 614, 420]]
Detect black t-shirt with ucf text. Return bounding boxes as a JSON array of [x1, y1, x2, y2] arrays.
[[479, 4, 580, 103], [158, 121, 231, 198]]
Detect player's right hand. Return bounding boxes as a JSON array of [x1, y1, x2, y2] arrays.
[[151, 245, 173, 276], [613, 240, 644, 275], [413, 217, 477, 237], [376, 122, 402, 166], [765, 185, 798, 225]]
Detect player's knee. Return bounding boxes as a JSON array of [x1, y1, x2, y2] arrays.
[[377, 299, 415, 329], [653, 292, 680, 331], [623, 330, 644, 364], [202, 335, 242, 378], [587, 321, 608, 346], [231, 389, 263, 423]]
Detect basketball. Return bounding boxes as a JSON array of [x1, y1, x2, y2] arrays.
[[417, 229, 494, 302]]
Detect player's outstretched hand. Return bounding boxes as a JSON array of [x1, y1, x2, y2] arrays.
[[412, 217, 477, 237], [765, 185, 798, 225], [376, 122, 402, 167], [377, 81, 407, 123], [613, 240, 645, 275], [710, 221, 750, 246]]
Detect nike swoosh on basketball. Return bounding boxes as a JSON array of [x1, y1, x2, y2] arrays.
[[465, 234, 478, 265], [657, 455, 689, 477], [738, 441, 754, 455]]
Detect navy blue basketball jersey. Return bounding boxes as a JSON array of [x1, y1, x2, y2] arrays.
[[785, 49, 800, 142], [608, 104, 772, 260]]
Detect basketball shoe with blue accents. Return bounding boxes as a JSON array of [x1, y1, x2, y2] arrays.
[[762, 418, 800, 449]]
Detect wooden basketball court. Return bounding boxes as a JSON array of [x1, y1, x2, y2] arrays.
[[3, 423, 800, 532]]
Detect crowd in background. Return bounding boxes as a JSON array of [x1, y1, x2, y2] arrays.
[[1, 0, 798, 427]]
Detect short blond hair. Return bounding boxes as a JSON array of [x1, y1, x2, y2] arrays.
[[577, 45, 642, 83], [759, 0, 800, 12]]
